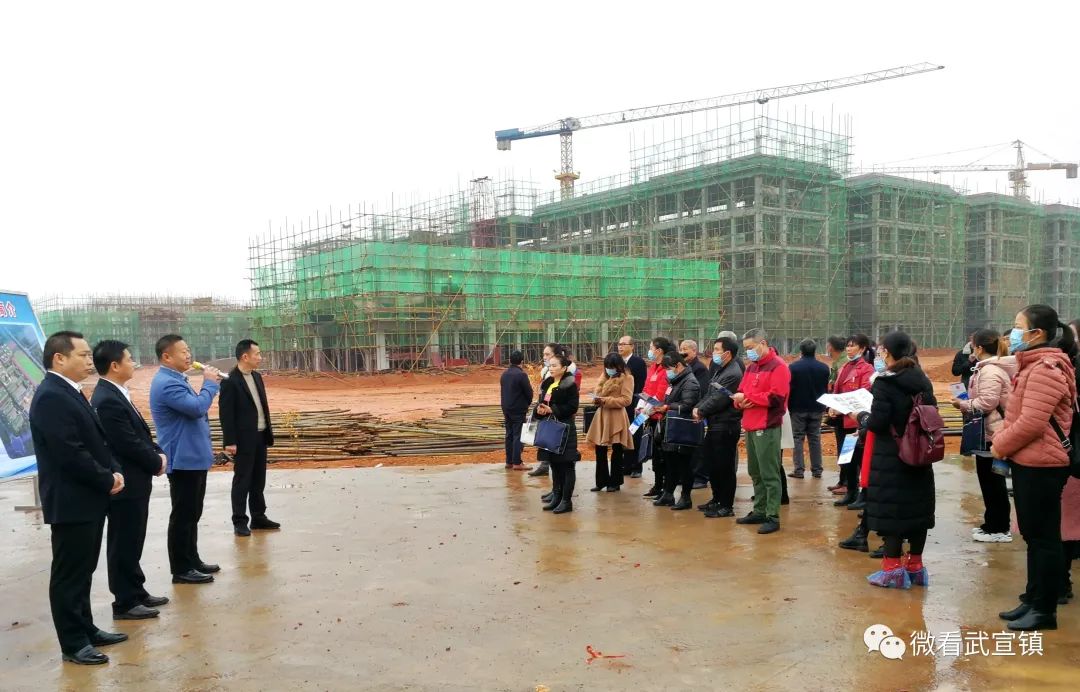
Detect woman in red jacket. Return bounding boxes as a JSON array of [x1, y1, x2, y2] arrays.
[[831, 334, 875, 506], [992, 305, 1078, 632], [641, 337, 676, 498]]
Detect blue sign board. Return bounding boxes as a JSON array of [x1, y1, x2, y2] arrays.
[[0, 291, 46, 481]]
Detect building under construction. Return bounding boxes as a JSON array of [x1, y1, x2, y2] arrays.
[[36, 296, 252, 364]]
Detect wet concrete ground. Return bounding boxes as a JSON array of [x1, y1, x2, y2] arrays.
[[2, 456, 1079, 691]]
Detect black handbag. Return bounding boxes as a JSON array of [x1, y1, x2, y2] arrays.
[[664, 413, 704, 447], [583, 406, 597, 434], [534, 418, 569, 455], [637, 431, 654, 463], [960, 405, 1004, 456]]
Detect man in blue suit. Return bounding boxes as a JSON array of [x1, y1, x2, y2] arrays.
[[149, 334, 222, 585]]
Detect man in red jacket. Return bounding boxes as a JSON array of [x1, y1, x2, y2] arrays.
[[733, 328, 791, 535]]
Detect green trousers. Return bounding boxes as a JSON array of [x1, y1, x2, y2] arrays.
[[746, 426, 782, 521]]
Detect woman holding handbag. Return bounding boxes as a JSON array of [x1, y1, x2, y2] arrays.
[[831, 335, 876, 506], [950, 329, 1016, 543], [652, 352, 701, 510], [587, 353, 634, 492], [641, 337, 677, 498], [536, 354, 581, 514]]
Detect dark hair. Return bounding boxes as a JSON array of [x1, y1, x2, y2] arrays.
[[847, 333, 875, 364], [155, 334, 185, 360], [549, 354, 571, 370], [545, 342, 568, 358], [1069, 319, 1080, 337], [603, 352, 626, 374], [1020, 304, 1078, 363], [651, 337, 675, 354], [826, 335, 847, 352], [509, 350, 524, 366], [235, 339, 259, 361], [716, 337, 739, 356], [661, 351, 686, 369], [971, 329, 1007, 358], [43, 331, 84, 370], [93, 339, 129, 376], [880, 331, 918, 372], [798, 339, 817, 357]]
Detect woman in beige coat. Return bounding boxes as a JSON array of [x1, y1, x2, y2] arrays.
[[587, 353, 635, 492]]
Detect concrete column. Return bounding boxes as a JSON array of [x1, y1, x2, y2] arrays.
[[429, 329, 443, 368], [487, 323, 498, 365], [600, 322, 610, 355], [376, 330, 389, 371]]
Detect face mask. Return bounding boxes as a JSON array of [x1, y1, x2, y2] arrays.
[[605, 368, 617, 377], [666, 369, 677, 382], [647, 350, 656, 362], [1009, 328, 1032, 354], [873, 357, 887, 374], [712, 353, 723, 365], [746, 348, 761, 363]]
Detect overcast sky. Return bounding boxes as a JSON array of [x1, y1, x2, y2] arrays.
[[2, 1, 1076, 302]]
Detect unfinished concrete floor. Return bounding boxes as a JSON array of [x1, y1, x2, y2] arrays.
[[2, 457, 1079, 691]]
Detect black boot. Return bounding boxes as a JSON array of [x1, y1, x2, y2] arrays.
[[643, 485, 662, 498], [999, 603, 1032, 621], [869, 544, 885, 559], [1007, 609, 1057, 631], [543, 464, 564, 511], [847, 489, 867, 510], [834, 486, 857, 506], [528, 461, 550, 478], [672, 492, 692, 510], [553, 464, 575, 514], [653, 492, 675, 507], [698, 499, 718, 512], [541, 491, 554, 503], [839, 525, 869, 552]]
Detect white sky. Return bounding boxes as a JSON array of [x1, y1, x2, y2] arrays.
[[2, 1, 1077, 301]]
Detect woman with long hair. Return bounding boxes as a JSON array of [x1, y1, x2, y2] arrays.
[[951, 329, 1016, 543], [992, 305, 1077, 631], [651, 352, 701, 509], [586, 353, 634, 492], [831, 334, 875, 507], [641, 337, 677, 498], [535, 354, 581, 514]]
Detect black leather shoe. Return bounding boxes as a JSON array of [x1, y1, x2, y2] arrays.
[[812, 472, 823, 479], [590, 486, 603, 492], [671, 496, 692, 510], [869, 545, 885, 559], [781, 494, 790, 505], [999, 603, 1032, 621], [196, 563, 220, 573], [643, 486, 661, 498], [90, 630, 129, 647], [172, 569, 214, 584], [788, 471, 804, 479], [141, 595, 169, 608], [848, 498, 867, 510], [834, 496, 854, 507], [604, 486, 621, 492], [698, 499, 717, 511], [551, 499, 573, 514], [234, 525, 251, 536], [541, 491, 554, 503], [1007, 610, 1057, 631], [653, 492, 675, 507], [114, 604, 159, 620], [839, 527, 869, 552], [704, 506, 735, 518], [757, 519, 781, 534], [736, 512, 766, 525], [692, 480, 708, 490], [528, 463, 550, 477], [542, 494, 562, 511], [63, 645, 108, 665], [251, 516, 281, 530]]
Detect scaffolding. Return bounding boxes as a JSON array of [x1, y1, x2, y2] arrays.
[[1042, 204, 1080, 322], [35, 295, 252, 364], [249, 233, 723, 372], [529, 116, 850, 351], [846, 175, 966, 348]]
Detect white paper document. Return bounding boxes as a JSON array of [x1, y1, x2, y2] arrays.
[[817, 390, 874, 415]]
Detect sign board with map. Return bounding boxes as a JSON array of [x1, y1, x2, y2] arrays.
[[0, 291, 46, 481]]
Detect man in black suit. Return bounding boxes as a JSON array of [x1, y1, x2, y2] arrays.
[[29, 331, 128, 665], [91, 340, 170, 621], [219, 339, 278, 537], [616, 335, 648, 478]]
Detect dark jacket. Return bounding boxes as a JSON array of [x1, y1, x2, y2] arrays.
[[688, 358, 710, 402], [91, 379, 163, 500], [499, 365, 533, 421], [661, 369, 701, 453], [29, 373, 121, 524], [626, 354, 647, 398], [219, 368, 275, 450], [695, 357, 744, 432], [865, 366, 938, 536], [534, 373, 580, 463], [952, 349, 976, 389], [788, 355, 830, 413]]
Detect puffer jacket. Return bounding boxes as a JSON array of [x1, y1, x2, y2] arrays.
[[992, 346, 1077, 469], [956, 356, 1016, 441], [641, 363, 670, 421], [834, 356, 875, 430], [695, 356, 744, 433], [660, 369, 701, 454], [534, 373, 581, 463]]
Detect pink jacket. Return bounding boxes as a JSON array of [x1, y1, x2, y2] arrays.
[[957, 356, 1017, 441], [992, 347, 1077, 469]]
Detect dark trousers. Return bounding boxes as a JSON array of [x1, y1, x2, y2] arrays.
[[168, 469, 208, 575], [883, 530, 928, 558], [595, 444, 624, 489], [50, 518, 105, 654], [692, 444, 709, 483], [107, 497, 150, 612], [975, 455, 1012, 534], [663, 449, 694, 496], [551, 461, 577, 502], [790, 411, 824, 475], [832, 422, 847, 482], [706, 427, 740, 508], [503, 415, 525, 466], [1011, 462, 1068, 614], [624, 407, 643, 474], [232, 440, 268, 527]]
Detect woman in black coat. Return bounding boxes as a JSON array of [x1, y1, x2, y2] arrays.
[[536, 355, 580, 514], [653, 352, 702, 510], [864, 331, 936, 590]]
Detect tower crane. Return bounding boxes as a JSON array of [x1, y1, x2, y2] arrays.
[[495, 62, 945, 200], [859, 140, 1078, 200]]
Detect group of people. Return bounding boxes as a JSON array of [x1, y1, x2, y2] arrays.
[[499, 305, 1080, 633], [31, 332, 279, 665]]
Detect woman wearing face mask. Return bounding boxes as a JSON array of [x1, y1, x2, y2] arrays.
[[531, 343, 581, 479], [535, 354, 581, 514], [693, 337, 745, 518], [991, 305, 1078, 631], [950, 329, 1016, 543], [640, 337, 677, 498], [863, 331, 937, 590], [651, 351, 701, 509], [586, 353, 634, 492], [830, 335, 876, 507]]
